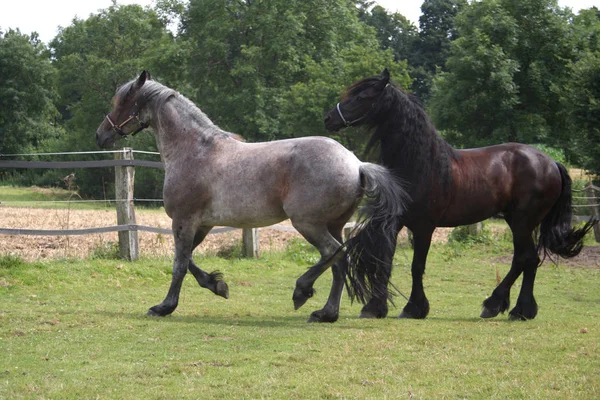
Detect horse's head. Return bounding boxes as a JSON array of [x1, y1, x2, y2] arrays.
[[324, 69, 390, 132], [96, 71, 151, 148]]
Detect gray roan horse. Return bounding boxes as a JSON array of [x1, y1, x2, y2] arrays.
[[95, 71, 407, 322]]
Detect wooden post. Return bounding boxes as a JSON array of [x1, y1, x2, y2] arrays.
[[466, 222, 483, 236], [242, 228, 259, 258], [585, 181, 600, 243], [115, 147, 139, 260]]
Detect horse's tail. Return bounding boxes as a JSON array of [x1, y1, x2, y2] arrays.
[[537, 162, 597, 262], [342, 163, 408, 304]]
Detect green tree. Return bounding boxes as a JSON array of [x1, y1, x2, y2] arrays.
[[49, 3, 175, 198], [357, 2, 419, 63], [181, 0, 410, 149], [562, 8, 600, 174], [0, 29, 59, 155], [412, 0, 466, 100], [429, 0, 574, 148]]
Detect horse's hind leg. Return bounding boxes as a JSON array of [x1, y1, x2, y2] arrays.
[[482, 221, 538, 319], [147, 220, 196, 317], [307, 228, 346, 323], [508, 235, 539, 320], [360, 219, 403, 319], [291, 222, 344, 322], [187, 227, 229, 299]]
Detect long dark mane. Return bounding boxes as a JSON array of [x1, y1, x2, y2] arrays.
[[348, 76, 456, 207]]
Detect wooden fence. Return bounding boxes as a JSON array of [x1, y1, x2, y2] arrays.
[[1, 148, 598, 260], [0, 148, 299, 260]]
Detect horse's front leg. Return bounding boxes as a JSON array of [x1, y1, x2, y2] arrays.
[[398, 229, 433, 319], [147, 221, 195, 317], [187, 226, 229, 299]]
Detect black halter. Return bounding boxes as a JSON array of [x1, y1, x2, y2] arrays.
[[105, 106, 148, 137], [335, 83, 390, 127]]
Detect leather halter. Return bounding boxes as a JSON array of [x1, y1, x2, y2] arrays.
[[105, 106, 148, 137], [335, 83, 390, 127]]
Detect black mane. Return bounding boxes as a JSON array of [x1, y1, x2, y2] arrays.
[[351, 76, 456, 204]]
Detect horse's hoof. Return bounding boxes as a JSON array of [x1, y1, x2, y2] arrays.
[[480, 307, 500, 319], [147, 305, 171, 317], [360, 302, 388, 319], [508, 302, 537, 321], [293, 295, 308, 310], [398, 310, 414, 319], [292, 287, 313, 310], [216, 280, 229, 299], [508, 312, 527, 321], [359, 310, 381, 319], [307, 310, 338, 323]]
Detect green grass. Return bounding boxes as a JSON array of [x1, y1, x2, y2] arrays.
[[0, 185, 110, 210], [1, 236, 599, 399]]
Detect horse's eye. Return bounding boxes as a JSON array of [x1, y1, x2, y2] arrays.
[[357, 94, 366, 100]]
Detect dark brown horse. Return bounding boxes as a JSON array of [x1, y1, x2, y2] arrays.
[[325, 69, 597, 321]]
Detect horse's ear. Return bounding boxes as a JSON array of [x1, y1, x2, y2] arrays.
[[136, 70, 150, 88], [381, 68, 390, 84]]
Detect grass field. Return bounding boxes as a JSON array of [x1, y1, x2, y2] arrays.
[[1, 233, 599, 399]]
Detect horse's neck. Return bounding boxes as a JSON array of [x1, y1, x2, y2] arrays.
[[150, 97, 220, 166], [381, 94, 454, 184]]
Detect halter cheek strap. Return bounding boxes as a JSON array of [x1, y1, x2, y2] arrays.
[[105, 108, 148, 137], [336, 102, 369, 127], [336, 83, 391, 127]]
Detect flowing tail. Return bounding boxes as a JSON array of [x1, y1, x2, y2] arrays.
[[342, 163, 408, 304], [537, 162, 597, 263]]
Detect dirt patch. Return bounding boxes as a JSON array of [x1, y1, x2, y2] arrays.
[[0, 206, 457, 261], [493, 245, 600, 270]]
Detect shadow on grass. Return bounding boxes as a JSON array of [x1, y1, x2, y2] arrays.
[[86, 310, 384, 329]]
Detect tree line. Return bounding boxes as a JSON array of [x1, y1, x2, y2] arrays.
[[1, 0, 599, 200]]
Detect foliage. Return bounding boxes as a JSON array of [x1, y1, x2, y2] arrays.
[[0, 29, 61, 155], [412, 0, 466, 100], [46, 4, 171, 199], [448, 222, 493, 246], [182, 0, 410, 148], [429, 0, 576, 149], [2, 1, 600, 198], [357, 0, 465, 101], [561, 8, 600, 175], [530, 143, 567, 164], [1, 242, 599, 398]]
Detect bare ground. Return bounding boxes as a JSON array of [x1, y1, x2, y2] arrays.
[[1, 205, 597, 268], [0, 206, 454, 261]]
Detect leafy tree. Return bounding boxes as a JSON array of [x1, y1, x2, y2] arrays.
[[356, 1, 419, 63], [562, 8, 600, 174], [429, 0, 575, 148], [0, 29, 60, 155], [181, 0, 411, 149], [48, 3, 175, 198], [412, 0, 466, 100], [356, 0, 464, 101]]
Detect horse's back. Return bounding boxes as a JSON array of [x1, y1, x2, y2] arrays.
[[440, 143, 561, 226]]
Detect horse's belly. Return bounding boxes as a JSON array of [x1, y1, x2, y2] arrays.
[[202, 204, 288, 228]]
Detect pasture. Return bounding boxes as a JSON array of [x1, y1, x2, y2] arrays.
[[1, 229, 599, 399]]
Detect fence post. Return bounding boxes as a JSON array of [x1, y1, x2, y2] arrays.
[[242, 228, 260, 258], [585, 181, 600, 243], [115, 147, 140, 260], [466, 222, 483, 236]]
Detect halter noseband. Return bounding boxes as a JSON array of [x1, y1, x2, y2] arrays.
[[336, 102, 369, 127], [335, 83, 390, 127], [105, 106, 148, 137]]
